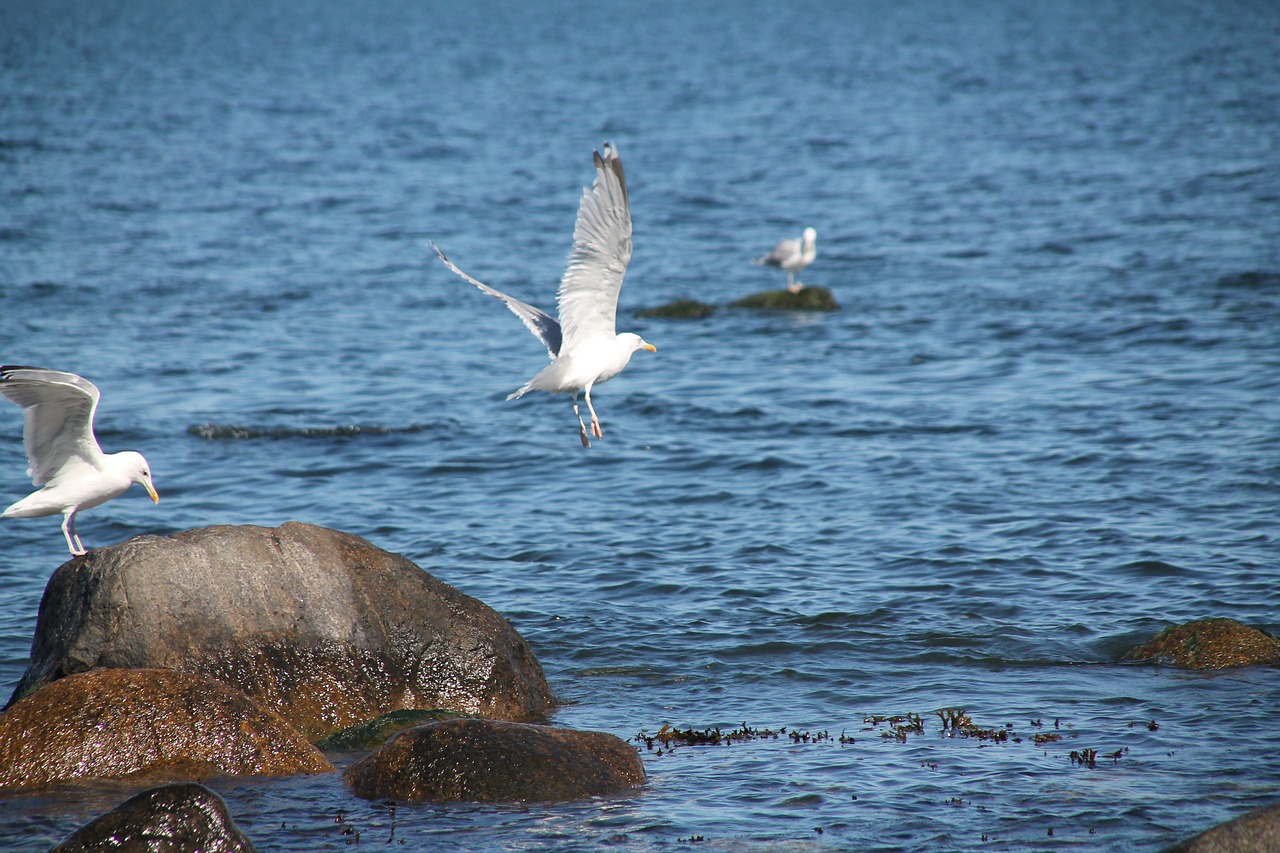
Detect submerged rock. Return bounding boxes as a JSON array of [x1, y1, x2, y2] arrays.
[[7, 522, 554, 739], [1161, 799, 1280, 852], [51, 782, 259, 852], [345, 718, 646, 802], [317, 708, 467, 753], [1124, 618, 1280, 669], [635, 298, 718, 319], [0, 668, 332, 791], [729, 286, 839, 311]]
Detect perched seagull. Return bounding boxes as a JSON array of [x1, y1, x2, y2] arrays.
[[753, 226, 817, 292], [0, 366, 159, 556], [432, 142, 656, 447]]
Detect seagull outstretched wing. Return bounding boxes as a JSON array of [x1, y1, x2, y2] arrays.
[[555, 142, 632, 352], [0, 365, 105, 486], [431, 242, 563, 358]]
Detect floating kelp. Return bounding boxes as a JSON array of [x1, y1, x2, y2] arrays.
[[637, 710, 1152, 772], [633, 723, 851, 753]]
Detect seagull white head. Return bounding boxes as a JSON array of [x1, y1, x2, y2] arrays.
[[621, 333, 657, 355], [802, 227, 817, 248], [119, 451, 160, 504]]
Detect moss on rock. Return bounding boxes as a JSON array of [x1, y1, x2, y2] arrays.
[[1124, 618, 1280, 669], [635, 299, 718, 319], [729, 286, 839, 311]]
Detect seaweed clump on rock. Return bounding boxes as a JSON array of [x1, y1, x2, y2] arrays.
[[635, 299, 718, 319], [1124, 618, 1280, 669], [729, 286, 839, 311]]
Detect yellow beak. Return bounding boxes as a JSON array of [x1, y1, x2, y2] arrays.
[[643, 343, 657, 352], [145, 483, 160, 504]]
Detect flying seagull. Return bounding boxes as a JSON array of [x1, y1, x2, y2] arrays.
[[1, 366, 159, 555], [432, 142, 656, 447], [753, 226, 817, 292]]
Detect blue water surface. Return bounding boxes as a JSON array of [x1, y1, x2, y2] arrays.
[[1, 0, 1278, 850]]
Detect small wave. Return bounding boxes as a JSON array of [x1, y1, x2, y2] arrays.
[[1028, 241, 1075, 255], [1217, 270, 1280, 290], [0, 137, 43, 151], [833, 422, 997, 438], [779, 793, 824, 807], [731, 456, 804, 472], [677, 193, 731, 209], [1114, 559, 1190, 578], [187, 423, 436, 440], [789, 609, 897, 630]]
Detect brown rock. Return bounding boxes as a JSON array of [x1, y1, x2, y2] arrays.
[[52, 782, 259, 852], [1124, 618, 1280, 669], [1161, 800, 1280, 852], [345, 718, 646, 802], [0, 668, 332, 791], [7, 522, 554, 739]]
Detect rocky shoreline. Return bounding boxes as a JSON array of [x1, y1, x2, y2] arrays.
[[0, 523, 644, 849], [0, 522, 1274, 849]]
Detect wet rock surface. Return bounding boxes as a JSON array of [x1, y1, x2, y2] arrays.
[[1161, 799, 1280, 852], [6, 522, 554, 739], [0, 668, 332, 791], [345, 718, 646, 802], [1124, 618, 1280, 669], [51, 782, 259, 852]]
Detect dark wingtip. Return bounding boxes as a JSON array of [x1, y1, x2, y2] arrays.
[[0, 365, 45, 377], [595, 141, 627, 205]]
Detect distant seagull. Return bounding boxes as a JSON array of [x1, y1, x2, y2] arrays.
[[432, 142, 656, 448], [754, 226, 817, 292], [1, 366, 159, 555]]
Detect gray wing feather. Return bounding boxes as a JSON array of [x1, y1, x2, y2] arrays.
[[754, 236, 800, 267], [556, 142, 632, 352], [0, 365, 105, 485], [431, 242, 563, 358]]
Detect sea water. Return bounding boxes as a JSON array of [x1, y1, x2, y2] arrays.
[[1, 1, 1278, 849]]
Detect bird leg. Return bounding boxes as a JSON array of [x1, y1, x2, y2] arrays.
[[62, 509, 86, 556], [572, 396, 591, 447], [786, 271, 795, 290], [585, 387, 603, 439]]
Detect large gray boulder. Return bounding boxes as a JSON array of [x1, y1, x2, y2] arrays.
[[7, 523, 554, 739], [51, 782, 258, 852], [345, 718, 646, 802], [0, 668, 332, 790]]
